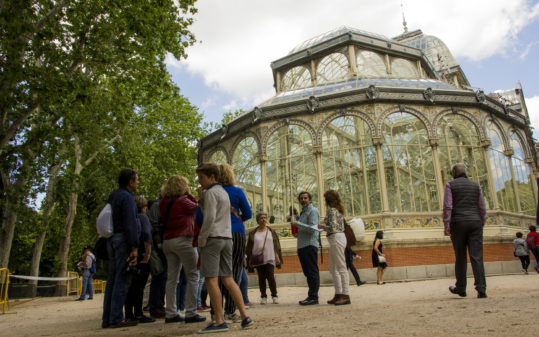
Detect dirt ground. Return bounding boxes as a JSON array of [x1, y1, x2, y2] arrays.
[[2, 274, 539, 336]]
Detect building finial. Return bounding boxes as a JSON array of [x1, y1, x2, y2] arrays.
[[401, 1, 408, 33]]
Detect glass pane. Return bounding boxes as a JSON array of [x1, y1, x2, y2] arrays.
[[281, 66, 312, 91], [317, 52, 348, 84], [486, 121, 517, 212], [266, 125, 317, 224], [510, 133, 536, 215], [382, 112, 438, 213], [437, 115, 491, 209], [356, 50, 387, 77], [209, 150, 227, 164], [321, 116, 380, 216], [391, 58, 419, 78], [232, 137, 260, 227]]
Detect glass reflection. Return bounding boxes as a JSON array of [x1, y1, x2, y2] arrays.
[[510, 133, 535, 215], [209, 150, 227, 164], [232, 137, 261, 227], [321, 115, 380, 215], [382, 112, 438, 213], [437, 115, 491, 209], [266, 125, 317, 224], [317, 52, 348, 84], [486, 121, 517, 212]]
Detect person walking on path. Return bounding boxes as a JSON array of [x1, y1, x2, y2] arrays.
[[443, 163, 487, 298], [526, 225, 539, 273], [372, 231, 387, 285], [102, 168, 140, 328], [246, 212, 282, 305], [196, 163, 253, 333], [345, 246, 365, 286], [513, 232, 530, 274], [291, 191, 321, 306], [318, 190, 351, 305]]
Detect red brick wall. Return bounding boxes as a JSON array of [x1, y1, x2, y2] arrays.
[[255, 243, 517, 275]]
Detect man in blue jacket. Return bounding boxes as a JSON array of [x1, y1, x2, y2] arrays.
[[102, 168, 140, 328]]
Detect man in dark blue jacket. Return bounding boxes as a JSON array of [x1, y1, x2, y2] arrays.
[[102, 168, 141, 328], [443, 163, 487, 299]]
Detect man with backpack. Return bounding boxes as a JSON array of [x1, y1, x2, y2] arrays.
[[76, 247, 96, 301], [526, 225, 539, 273]]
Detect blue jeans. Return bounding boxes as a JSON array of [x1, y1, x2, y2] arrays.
[[197, 274, 205, 307], [239, 267, 250, 304], [102, 234, 133, 325], [80, 269, 94, 299], [176, 268, 187, 311]]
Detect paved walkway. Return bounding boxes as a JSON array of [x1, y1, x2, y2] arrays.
[[1, 274, 538, 336]]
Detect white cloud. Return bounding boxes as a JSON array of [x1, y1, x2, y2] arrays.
[[168, 0, 539, 110], [526, 95, 539, 139], [520, 42, 535, 60]]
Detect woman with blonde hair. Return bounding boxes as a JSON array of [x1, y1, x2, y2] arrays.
[[160, 175, 205, 323], [318, 190, 350, 305]]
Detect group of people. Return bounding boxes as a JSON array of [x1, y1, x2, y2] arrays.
[[513, 225, 539, 274], [100, 165, 257, 333], [96, 161, 528, 332]]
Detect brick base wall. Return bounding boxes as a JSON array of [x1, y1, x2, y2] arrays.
[[261, 243, 518, 275]]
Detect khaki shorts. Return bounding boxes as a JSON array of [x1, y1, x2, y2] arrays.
[[199, 238, 233, 278]]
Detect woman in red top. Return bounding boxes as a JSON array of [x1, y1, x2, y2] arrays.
[[160, 175, 206, 323]]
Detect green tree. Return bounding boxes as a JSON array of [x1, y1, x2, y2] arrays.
[[0, 0, 198, 270]]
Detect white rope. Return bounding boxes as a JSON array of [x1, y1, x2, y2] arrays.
[[9, 275, 78, 281]]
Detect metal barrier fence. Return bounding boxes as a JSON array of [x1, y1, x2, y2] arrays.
[[67, 272, 79, 296], [0, 268, 9, 314], [73, 274, 106, 298]]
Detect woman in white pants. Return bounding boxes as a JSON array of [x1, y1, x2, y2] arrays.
[[319, 190, 350, 305]]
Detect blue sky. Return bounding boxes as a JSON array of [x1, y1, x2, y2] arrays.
[[166, 0, 539, 136]]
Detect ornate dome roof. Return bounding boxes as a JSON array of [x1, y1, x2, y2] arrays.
[[288, 26, 392, 55]]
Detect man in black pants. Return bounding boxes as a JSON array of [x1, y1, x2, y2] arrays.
[[291, 191, 320, 305], [443, 163, 487, 298]]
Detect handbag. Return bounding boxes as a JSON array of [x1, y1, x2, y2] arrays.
[[378, 255, 386, 263], [250, 229, 269, 267], [149, 249, 164, 276]]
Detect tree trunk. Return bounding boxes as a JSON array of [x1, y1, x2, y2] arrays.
[[0, 197, 17, 268], [29, 156, 63, 287], [57, 137, 82, 279]]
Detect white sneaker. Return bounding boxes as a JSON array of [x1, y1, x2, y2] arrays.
[[272, 296, 279, 304], [224, 312, 242, 323], [260, 297, 267, 305], [177, 309, 185, 318]]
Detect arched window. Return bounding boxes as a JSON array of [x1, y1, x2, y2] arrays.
[[316, 52, 348, 84], [382, 112, 438, 213], [390, 58, 419, 78], [356, 50, 387, 77], [266, 125, 317, 223], [209, 150, 227, 164], [510, 132, 536, 215], [486, 121, 517, 212], [321, 115, 380, 216], [232, 137, 260, 227], [437, 114, 491, 209], [281, 66, 311, 91]]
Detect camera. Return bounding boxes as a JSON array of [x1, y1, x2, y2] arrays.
[[126, 262, 140, 275]]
